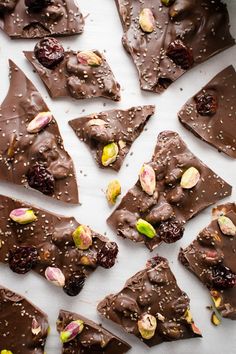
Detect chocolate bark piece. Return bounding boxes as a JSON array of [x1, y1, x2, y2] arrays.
[[0, 285, 49, 353], [0, 194, 118, 296], [24, 44, 121, 101], [114, 0, 235, 93], [69, 105, 155, 171], [107, 131, 232, 251], [179, 203, 236, 320], [0, 60, 79, 204], [98, 256, 202, 347], [57, 310, 131, 353], [179, 66, 236, 158], [0, 0, 84, 39]]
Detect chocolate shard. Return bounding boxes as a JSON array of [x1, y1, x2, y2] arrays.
[[57, 310, 131, 353], [0, 285, 49, 353], [24, 42, 121, 101], [0, 60, 79, 204], [107, 131, 232, 251], [179, 66, 236, 158], [69, 105, 155, 171], [98, 256, 202, 347], [114, 0, 235, 93], [0, 0, 84, 39], [0, 194, 119, 296], [179, 203, 236, 320]]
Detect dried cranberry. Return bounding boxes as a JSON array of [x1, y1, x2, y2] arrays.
[[27, 162, 55, 195], [63, 273, 86, 296], [159, 219, 184, 243], [211, 265, 236, 289], [195, 91, 218, 116], [9, 246, 38, 274], [97, 242, 118, 269], [146, 255, 166, 268], [166, 39, 194, 70], [34, 38, 65, 69], [25, 0, 51, 11]]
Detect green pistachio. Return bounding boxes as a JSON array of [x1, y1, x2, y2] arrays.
[[101, 142, 119, 167], [217, 215, 236, 236], [60, 320, 84, 343], [9, 208, 37, 225], [136, 219, 156, 238], [180, 167, 200, 189], [139, 8, 155, 33], [72, 225, 93, 250], [106, 179, 121, 205]]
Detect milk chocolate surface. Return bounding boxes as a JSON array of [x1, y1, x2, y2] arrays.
[[0, 0, 84, 39], [107, 131, 232, 250], [179, 66, 236, 158], [69, 105, 155, 171], [179, 203, 236, 320], [0, 285, 49, 353], [0, 60, 79, 204], [0, 194, 118, 296], [57, 310, 131, 353], [24, 47, 121, 101], [98, 256, 202, 347], [115, 0, 235, 93]]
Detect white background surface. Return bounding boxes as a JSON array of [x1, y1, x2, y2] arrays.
[[0, 0, 236, 353]]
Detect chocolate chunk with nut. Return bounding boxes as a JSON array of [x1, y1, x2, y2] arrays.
[[179, 66, 236, 158], [69, 105, 155, 171], [57, 310, 131, 353], [107, 131, 231, 250], [0, 60, 78, 204], [24, 39, 121, 101], [0, 285, 49, 353], [114, 0, 234, 93], [179, 203, 236, 319], [98, 256, 202, 347], [0, 0, 84, 38], [0, 194, 118, 296]]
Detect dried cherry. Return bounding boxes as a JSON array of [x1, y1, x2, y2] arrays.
[[34, 38, 65, 69]]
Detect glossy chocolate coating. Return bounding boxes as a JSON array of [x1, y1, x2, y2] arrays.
[[0, 0, 84, 38], [69, 105, 155, 171], [107, 131, 232, 250], [98, 256, 202, 347], [0, 194, 118, 295], [0, 285, 49, 353], [115, 0, 235, 93], [24, 49, 121, 101], [179, 66, 236, 158], [179, 203, 236, 320], [0, 60, 79, 204], [57, 310, 131, 353]]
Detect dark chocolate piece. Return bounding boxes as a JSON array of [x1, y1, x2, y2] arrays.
[[24, 42, 121, 101], [179, 66, 236, 158], [114, 0, 235, 93], [69, 105, 155, 171], [0, 60, 79, 204], [0, 285, 49, 353], [0, 0, 84, 39], [57, 310, 131, 353], [107, 131, 232, 250], [98, 256, 202, 347], [0, 194, 118, 296], [179, 203, 236, 320]]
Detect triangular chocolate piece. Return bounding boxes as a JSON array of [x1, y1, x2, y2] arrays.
[[69, 105, 155, 171], [115, 0, 235, 93], [0, 194, 119, 296], [179, 203, 236, 320], [57, 310, 131, 353], [98, 256, 202, 347], [24, 42, 121, 101], [179, 66, 236, 158], [0, 60, 79, 204], [0, 285, 49, 353], [107, 131, 232, 250], [0, 0, 84, 39]]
